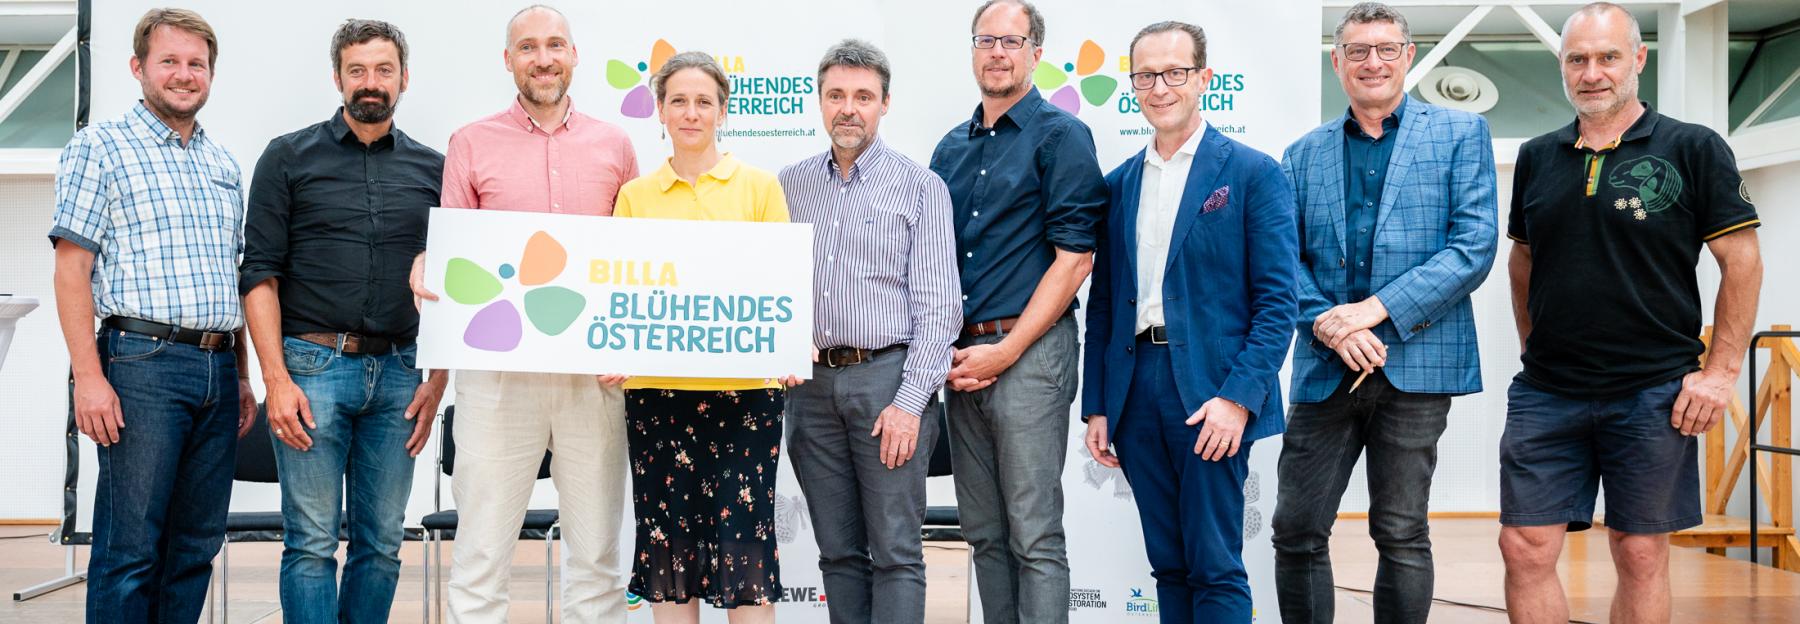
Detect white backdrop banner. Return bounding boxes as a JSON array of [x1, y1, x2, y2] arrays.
[[416, 209, 815, 379], [88, 0, 1320, 620]]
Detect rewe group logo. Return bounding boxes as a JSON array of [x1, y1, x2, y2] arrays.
[[443, 231, 587, 352]]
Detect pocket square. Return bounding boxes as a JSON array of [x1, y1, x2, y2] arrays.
[[1201, 185, 1230, 213]]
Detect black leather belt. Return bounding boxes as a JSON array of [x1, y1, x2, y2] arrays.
[[818, 344, 905, 368], [104, 316, 235, 351], [1136, 325, 1168, 344], [292, 332, 396, 354]]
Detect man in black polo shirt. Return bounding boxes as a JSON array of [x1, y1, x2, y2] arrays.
[[239, 19, 447, 622], [1499, 3, 1762, 623]]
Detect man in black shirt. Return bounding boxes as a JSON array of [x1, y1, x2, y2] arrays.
[[239, 19, 447, 622], [1500, 4, 1762, 623]]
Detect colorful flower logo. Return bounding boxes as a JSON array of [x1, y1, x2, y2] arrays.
[[443, 231, 586, 352], [625, 591, 646, 611], [1033, 40, 1118, 114], [606, 39, 678, 118]]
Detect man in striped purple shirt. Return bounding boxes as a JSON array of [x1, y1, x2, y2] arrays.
[[778, 39, 962, 624]]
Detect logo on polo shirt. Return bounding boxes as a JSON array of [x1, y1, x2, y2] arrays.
[[1606, 155, 1683, 221], [444, 231, 586, 352]]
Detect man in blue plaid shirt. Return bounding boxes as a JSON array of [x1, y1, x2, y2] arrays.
[[1272, 4, 1498, 623], [47, 9, 257, 623]]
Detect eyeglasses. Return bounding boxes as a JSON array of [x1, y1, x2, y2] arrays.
[[1339, 42, 1409, 62], [1129, 67, 1202, 90], [972, 35, 1033, 50]]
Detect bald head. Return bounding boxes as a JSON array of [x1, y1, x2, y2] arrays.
[[507, 4, 571, 47], [1561, 2, 1641, 54]]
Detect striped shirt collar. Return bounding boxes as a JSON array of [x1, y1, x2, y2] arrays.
[[820, 136, 891, 182], [128, 100, 202, 145], [651, 152, 741, 192]]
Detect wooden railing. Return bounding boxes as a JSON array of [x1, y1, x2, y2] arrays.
[[1678, 325, 1800, 570]]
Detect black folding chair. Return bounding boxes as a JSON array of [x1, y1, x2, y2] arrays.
[[420, 405, 560, 623], [210, 405, 283, 624]]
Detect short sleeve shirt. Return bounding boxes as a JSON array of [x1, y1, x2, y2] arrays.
[[48, 102, 246, 331], [1508, 103, 1759, 398]]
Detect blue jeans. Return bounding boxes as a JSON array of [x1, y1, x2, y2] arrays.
[[87, 329, 240, 624], [274, 337, 422, 624]]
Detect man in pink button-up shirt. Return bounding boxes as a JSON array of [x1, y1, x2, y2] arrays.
[[416, 6, 639, 623]]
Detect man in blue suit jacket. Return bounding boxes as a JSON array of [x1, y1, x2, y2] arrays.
[[1270, 4, 1497, 624], [1081, 21, 1299, 623]]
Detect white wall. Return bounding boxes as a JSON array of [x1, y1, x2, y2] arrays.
[[0, 174, 65, 520]]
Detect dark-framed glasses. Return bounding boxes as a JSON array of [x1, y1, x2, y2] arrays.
[[1339, 42, 1409, 62], [972, 35, 1033, 50], [1129, 67, 1201, 90]]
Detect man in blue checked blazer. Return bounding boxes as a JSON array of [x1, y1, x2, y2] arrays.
[[1269, 4, 1498, 624], [1081, 21, 1299, 623]]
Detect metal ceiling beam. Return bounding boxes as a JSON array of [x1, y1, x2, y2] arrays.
[[1405, 5, 1494, 92], [0, 26, 73, 127]]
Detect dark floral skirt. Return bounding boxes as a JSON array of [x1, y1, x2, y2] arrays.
[[625, 388, 784, 608]]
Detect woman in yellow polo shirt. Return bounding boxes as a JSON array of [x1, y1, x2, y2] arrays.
[[610, 51, 795, 622]]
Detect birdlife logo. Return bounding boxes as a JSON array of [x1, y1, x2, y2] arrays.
[[1124, 587, 1160, 616]]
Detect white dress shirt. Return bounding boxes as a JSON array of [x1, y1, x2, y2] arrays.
[[1135, 124, 1207, 333]]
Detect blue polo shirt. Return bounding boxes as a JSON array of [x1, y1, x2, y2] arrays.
[[929, 87, 1107, 324], [1343, 98, 1403, 301]]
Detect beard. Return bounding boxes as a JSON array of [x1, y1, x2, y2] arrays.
[[517, 66, 571, 108], [978, 66, 1027, 99], [344, 88, 398, 123], [830, 118, 869, 151], [1567, 71, 1636, 117], [141, 84, 206, 124]]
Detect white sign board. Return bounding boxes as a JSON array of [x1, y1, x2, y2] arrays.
[[416, 208, 815, 379]]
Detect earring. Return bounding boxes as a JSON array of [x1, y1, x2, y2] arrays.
[[660, 125, 666, 140]]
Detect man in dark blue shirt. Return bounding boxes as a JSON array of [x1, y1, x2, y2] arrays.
[[927, 1, 1106, 622], [239, 20, 446, 623]]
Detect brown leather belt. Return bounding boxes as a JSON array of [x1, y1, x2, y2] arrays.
[[818, 344, 905, 368], [104, 316, 234, 351], [963, 316, 1021, 339], [292, 332, 395, 354]]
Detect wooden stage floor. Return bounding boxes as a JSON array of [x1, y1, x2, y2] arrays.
[[5, 518, 1800, 622]]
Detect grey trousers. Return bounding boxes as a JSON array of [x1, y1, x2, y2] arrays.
[[947, 315, 1080, 624], [787, 347, 938, 624]]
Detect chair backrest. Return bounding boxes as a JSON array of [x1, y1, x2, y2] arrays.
[[234, 403, 280, 483], [438, 405, 553, 480], [925, 399, 953, 478]]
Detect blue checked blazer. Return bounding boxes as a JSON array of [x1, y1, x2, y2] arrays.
[[1280, 97, 1498, 404]]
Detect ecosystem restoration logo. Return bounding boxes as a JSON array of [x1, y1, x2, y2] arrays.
[[443, 231, 586, 352]]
